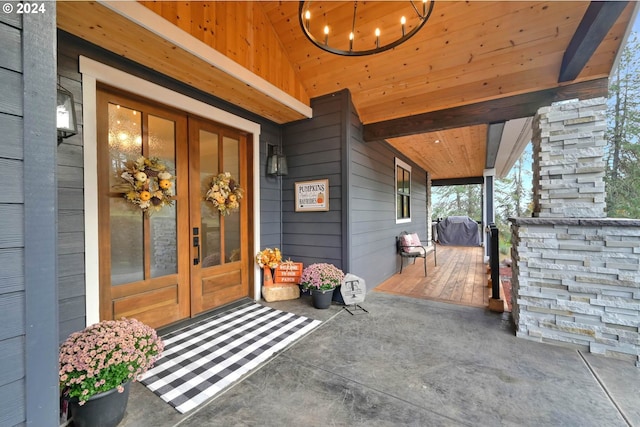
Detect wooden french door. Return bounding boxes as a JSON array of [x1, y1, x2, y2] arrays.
[[188, 118, 250, 314], [97, 86, 251, 328]]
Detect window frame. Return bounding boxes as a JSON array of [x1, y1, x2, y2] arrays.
[[395, 158, 412, 224]]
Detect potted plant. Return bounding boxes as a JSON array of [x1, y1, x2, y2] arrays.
[[59, 318, 164, 427], [300, 263, 345, 309]]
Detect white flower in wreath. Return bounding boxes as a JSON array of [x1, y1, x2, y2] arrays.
[[205, 172, 243, 216]]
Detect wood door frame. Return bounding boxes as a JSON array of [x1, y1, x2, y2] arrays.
[[80, 57, 261, 326], [96, 86, 191, 326]]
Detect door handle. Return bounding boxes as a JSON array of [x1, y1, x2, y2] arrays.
[[193, 227, 200, 265]]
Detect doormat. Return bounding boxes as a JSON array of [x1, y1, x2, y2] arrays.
[[139, 303, 321, 413]]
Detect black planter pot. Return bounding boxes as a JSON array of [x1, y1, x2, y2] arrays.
[[311, 288, 334, 309], [69, 381, 131, 427]]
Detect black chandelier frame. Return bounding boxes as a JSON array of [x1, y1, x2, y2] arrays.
[[299, 0, 435, 57]]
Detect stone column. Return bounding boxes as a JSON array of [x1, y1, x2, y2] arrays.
[[511, 98, 640, 367], [532, 97, 607, 218]]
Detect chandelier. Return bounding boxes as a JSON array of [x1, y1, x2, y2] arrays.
[[299, 0, 435, 56]]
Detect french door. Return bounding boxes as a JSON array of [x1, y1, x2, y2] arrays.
[[97, 86, 251, 328], [188, 117, 250, 314]]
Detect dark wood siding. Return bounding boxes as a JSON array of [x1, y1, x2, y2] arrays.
[[282, 92, 346, 269], [57, 43, 87, 342], [258, 124, 284, 249], [281, 89, 430, 287], [1, 9, 59, 426], [348, 101, 429, 287], [23, 8, 59, 425], [0, 12, 26, 427]]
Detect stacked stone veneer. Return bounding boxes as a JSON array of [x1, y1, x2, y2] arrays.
[[511, 98, 640, 367], [532, 97, 607, 218]]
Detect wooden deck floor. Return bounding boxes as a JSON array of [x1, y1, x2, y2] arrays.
[[374, 245, 490, 308]]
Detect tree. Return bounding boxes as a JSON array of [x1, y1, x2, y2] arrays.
[[432, 184, 482, 221], [495, 143, 533, 222], [606, 32, 640, 218]]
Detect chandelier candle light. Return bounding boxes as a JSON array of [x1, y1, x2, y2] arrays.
[[300, 0, 434, 56]]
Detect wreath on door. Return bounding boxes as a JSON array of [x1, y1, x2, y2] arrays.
[[117, 156, 175, 215], [205, 172, 243, 216]]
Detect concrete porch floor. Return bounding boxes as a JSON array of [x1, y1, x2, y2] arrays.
[[118, 292, 640, 426]]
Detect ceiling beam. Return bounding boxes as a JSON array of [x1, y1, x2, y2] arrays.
[[432, 177, 484, 187], [559, 1, 629, 83], [363, 78, 608, 142], [485, 122, 505, 169]]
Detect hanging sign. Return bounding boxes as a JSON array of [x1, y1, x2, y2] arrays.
[[340, 273, 366, 305]]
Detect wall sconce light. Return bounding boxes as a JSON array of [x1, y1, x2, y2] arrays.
[[267, 144, 288, 176], [57, 86, 77, 145]]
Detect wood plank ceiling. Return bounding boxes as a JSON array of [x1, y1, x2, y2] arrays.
[[57, 1, 636, 180]]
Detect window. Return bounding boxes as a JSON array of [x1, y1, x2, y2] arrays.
[[395, 158, 411, 223]]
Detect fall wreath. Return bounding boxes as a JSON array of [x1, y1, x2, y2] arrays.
[[119, 156, 174, 215], [205, 172, 243, 216]]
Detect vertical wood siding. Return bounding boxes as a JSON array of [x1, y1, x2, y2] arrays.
[[23, 7, 59, 423], [0, 12, 26, 427]]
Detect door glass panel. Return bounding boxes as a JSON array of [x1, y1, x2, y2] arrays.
[[200, 130, 221, 267], [150, 204, 177, 277], [108, 104, 143, 286], [223, 135, 241, 262], [110, 198, 144, 285], [148, 115, 177, 277], [108, 104, 142, 189]]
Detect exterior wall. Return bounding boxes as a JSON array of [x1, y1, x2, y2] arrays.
[[512, 98, 640, 367], [259, 125, 284, 250], [348, 109, 429, 287], [1, 9, 59, 426], [0, 12, 26, 427], [282, 92, 346, 269], [58, 39, 87, 342], [282, 89, 431, 288]]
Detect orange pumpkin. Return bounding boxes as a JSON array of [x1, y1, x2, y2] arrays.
[[139, 191, 152, 201], [159, 179, 172, 190]]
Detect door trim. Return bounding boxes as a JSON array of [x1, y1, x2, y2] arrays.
[[80, 56, 262, 326]]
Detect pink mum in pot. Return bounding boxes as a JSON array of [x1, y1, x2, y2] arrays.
[[59, 318, 164, 405], [300, 263, 344, 291]]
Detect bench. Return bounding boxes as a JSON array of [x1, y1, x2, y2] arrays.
[[396, 231, 437, 276]]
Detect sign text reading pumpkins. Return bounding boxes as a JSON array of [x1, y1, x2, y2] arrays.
[[295, 179, 329, 212]]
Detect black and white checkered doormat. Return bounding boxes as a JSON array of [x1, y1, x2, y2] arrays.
[[139, 302, 321, 413]]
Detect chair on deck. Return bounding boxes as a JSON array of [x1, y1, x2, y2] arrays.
[[396, 231, 437, 276]]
